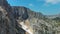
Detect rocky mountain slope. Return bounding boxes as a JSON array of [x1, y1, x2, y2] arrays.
[[0, 0, 60, 34]]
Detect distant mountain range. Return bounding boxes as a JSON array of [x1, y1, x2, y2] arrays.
[[45, 14, 60, 19]]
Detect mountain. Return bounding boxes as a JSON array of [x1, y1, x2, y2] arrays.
[[45, 13, 60, 19], [0, 0, 60, 34]]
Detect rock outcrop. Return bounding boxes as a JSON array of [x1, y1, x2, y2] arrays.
[[0, 0, 25, 34]]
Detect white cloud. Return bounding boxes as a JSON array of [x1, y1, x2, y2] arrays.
[[29, 4, 33, 7], [43, 3, 50, 7], [45, 0, 60, 4]]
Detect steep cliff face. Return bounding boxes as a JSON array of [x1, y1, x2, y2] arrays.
[[12, 6, 29, 21], [0, 0, 17, 34], [0, 0, 25, 34]]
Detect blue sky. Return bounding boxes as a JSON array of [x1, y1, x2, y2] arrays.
[[7, 0, 60, 15]]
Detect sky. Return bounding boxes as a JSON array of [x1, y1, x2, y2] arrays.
[[7, 0, 60, 15]]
